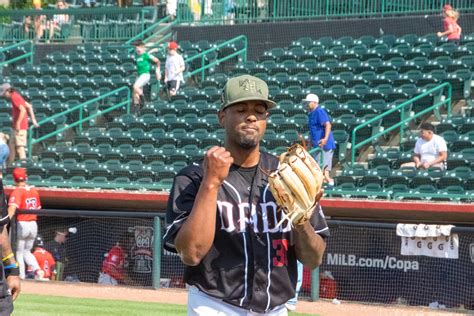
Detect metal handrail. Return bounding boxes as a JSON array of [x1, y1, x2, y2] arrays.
[[0, 7, 150, 42], [122, 15, 178, 59], [351, 83, 452, 165], [176, 0, 474, 24], [27, 86, 131, 159], [126, 15, 173, 46], [0, 7, 146, 17], [184, 35, 247, 81], [393, 192, 472, 201], [0, 40, 34, 67]]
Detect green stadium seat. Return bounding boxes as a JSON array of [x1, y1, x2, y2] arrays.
[[448, 133, 471, 149], [385, 184, 409, 195], [367, 165, 392, 178]]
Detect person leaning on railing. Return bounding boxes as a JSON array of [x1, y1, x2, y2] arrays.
[[47, 0, 69, 42], [24, 0, 46, 43]]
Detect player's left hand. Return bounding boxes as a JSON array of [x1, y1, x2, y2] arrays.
[[7, 275, 20, 301]]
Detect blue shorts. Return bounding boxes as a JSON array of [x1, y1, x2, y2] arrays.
[[314, 149, 334, 171], [0, 144, 9, 169]]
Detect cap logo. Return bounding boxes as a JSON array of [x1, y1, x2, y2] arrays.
[[239, 79, 262, 95]]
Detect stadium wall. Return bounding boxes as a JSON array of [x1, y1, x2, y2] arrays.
[[5, 187, 473, 224], [174, 13, 474, 60]]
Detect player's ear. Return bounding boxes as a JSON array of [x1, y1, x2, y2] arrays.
[[218, 109, 225, 127]]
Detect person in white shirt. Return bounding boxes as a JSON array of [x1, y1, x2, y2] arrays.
[[402, 122, 448, 170], [164, 41, 185, 97]]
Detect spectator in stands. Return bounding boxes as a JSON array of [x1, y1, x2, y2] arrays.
[[303, 93, 336, 186], [437, 4, 462, 45], [132, 40, 161, 115], [48, 0, 69, 42], [7, 168, 44, 280], [24, 0, 45, 43], [0, 84, 39, 165], [164, 41, 185, 98], [81, 0, 96, 8], [401, 123, 448, 170], [224, 0, 235, 25], [32, 235, 56, 281], [166, 0, 177, 19], [0, 133, 10, 179], [98, 235, 131, 286]]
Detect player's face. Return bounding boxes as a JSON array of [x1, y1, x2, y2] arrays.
[[3, 91, 11, 99], [219, 101, 268, 149]]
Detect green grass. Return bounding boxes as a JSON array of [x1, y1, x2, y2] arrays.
[[14, 294, 187, 316], [13, 294, 315, 315]]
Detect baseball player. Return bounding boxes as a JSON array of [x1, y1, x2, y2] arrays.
[[0, 179, 20, 315], [98, 235, 130, 286], [164, 74, 329, 315], [32, 235, 56, 281], [0, 84, 39, 165], [7, 168, 43, 280], [132, 40, 161, 115]]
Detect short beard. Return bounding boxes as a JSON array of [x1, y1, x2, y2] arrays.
[[237, 136, 259, 149]]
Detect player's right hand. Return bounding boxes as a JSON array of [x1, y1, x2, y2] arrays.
[[203, 146, 233, 186], [6, 275, 20, 301]]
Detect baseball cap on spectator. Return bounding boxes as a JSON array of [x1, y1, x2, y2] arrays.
[[220, 74, 276, 110], [0, 83, 11, 96], [168, 41, 179, 50], [13, 168, 27, 182], [420, 122, 435, 132], [443, 3, 453, 11], [302, 93, 319, 104]]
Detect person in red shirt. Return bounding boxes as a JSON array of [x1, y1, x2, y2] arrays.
[[32, 235, 56, 280], [437, 4, 462, 45], [0, 84, 39, 165], [98, 235, 130, 286], [7, 168, 43, 280]]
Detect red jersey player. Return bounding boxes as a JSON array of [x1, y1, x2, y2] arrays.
[[8, 168, 44, 280], [32, 235, 56, 280]]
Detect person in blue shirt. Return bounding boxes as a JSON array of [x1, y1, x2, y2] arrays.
[[304, 93, 336, 185]]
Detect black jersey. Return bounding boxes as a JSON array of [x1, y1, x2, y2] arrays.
[[164, 151, 329, 313]]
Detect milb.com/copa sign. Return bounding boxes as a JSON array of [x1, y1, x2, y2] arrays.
[[326, 253, 419, 272]]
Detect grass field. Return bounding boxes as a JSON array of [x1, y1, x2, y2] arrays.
[[13, 294, 314, 315]]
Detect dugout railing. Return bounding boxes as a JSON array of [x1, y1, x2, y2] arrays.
[[14, 209, 474, 310]]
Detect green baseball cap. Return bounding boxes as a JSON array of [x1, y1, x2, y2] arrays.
[[221, 75, 276, 110]]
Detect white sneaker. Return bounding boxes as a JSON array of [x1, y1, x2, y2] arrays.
[[35, 270, 49, 281], [285, 303, 296, 311]]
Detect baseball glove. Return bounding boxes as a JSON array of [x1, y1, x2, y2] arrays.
[[268, 144, 324, 226]]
